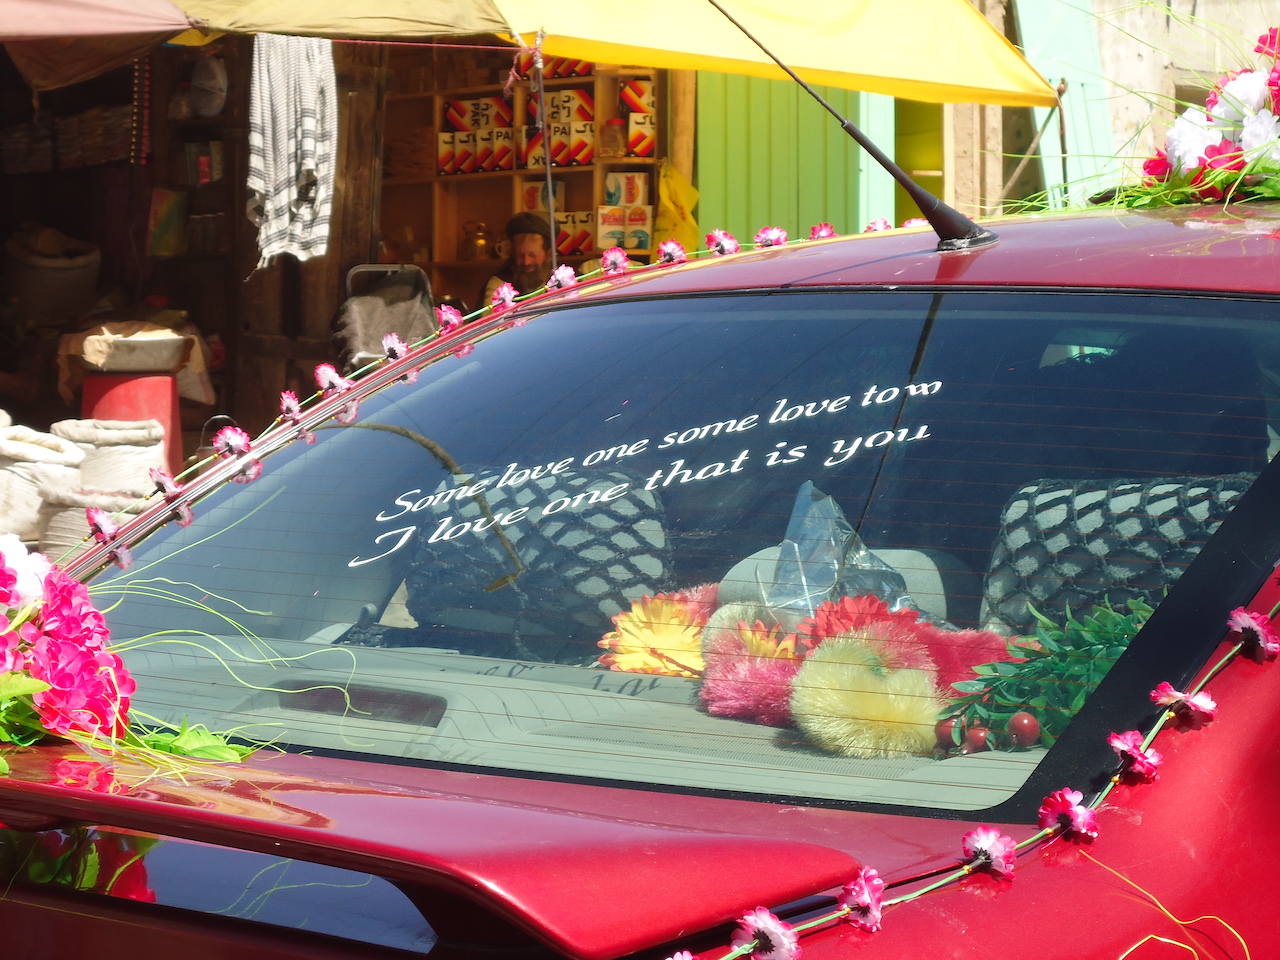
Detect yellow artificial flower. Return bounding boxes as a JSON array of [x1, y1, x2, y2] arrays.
[[598, 595, 706, 677]]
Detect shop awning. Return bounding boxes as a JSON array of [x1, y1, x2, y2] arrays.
[[0, 0, 1057, 107]]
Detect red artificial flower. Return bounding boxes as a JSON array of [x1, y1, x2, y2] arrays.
[[961, 825, 1017, 880], [1037, 788, 1098, 841], [838, 866, 884, 932], [27, 636, 135, 740], [731, 907, 801, 960], [1142, 148, 1174, 181], [797, 594, 919, 651], [808, 222, 838, 240], [0, 620, 22, 673], [1227, 607, 1280, 662], [1150, 681, 1217, 730], [1257, 27, 1280, 58], [1203, 138, 1247, 172], [40, 569, 109, 652], [1107, 729, 1162, 782]]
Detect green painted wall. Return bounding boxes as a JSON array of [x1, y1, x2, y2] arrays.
[[695, 73, 896, 244]]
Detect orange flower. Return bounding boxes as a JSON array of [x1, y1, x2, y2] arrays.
[[597, 594, 707, 677]]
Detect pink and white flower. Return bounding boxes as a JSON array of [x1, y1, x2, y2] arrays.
[[731, 907, 800, 960], [230, 458, 264, 484], [314, 363, 353, 396], [754, 226, 788, 248], [452, 342, 475, 358], [546, 264, 578, 290], [436, 304, 464, 332], [1107, 729, 1163, 782], [808, 222, 838, 240], [600, 247, 630, 276], [382, 332, 420, 384], [1207, 70, 1270, 126], [863, 218, 892, 232], [490, 281, 519, 310], [212, 426, 252, 459], [1227, 607, 1280, 662], [900, 217, 929, 228], [1150, 680, 1217, 729], [961, 826, 1017, 880], [0, 534, 51, 610], [1037, 788, 1098, 841], [279, 390, 316, 445], [657, 239, 687, 264], [1257, 27, 1280, 59], [706, 229, 740, 256], [838, 866, 884, 932]]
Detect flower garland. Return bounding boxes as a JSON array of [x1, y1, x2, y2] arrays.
[[1120, 26, 1280, 206], [665, 603, 1274, 960]]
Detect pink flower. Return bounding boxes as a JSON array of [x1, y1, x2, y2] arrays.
[[731, 907, 800, 960], [86, 507, 120, 545], [657, 239, 687, 264], [149, 467, 182, 502], [1227, 607, 1280, 662], [230, 459, 263, 484], [754, 226, 788, 248], [0, 620, 23, 673], [382, 333, 420, 384], [961, 826, 1017, 880], [1257, 27, 1280, 58], [808, 222, 837, 240], [900, 217, 929, 228], [452, 342, 475, 358], [1150, 681, 1217, 729], [27, 635, 135, 740], [314, 363, 353, 396], [706, 229, 740, 256], [1202, 138, 1246, 172], [546, 264, 578, 290], [838, 867, 884, 933], [212, 425, 252, 458], [278, 390, 316, 445], [663, 952, 694, 960], [436, 304, 463, 332], [863, 218, 892, 232], [41, 569, 109, 651], [600, 247, 630, 276], [490, 281, 519, 309], [1108, 729, 1163, 782], [1142, 148, 1174, 181], [1037, 788, 1098, 841]]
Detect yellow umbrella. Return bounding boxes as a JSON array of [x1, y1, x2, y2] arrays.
[[175, 0, 1056, 106]]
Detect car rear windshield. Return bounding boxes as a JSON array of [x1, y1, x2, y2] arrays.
[[95, 289, 1277, 811]]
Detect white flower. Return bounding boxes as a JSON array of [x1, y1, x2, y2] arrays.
[[1242, 109, 1280, 161], [0, 533, 51, 610], [1165, 108, 1221, 173], [1211, 70, 1270, 127]]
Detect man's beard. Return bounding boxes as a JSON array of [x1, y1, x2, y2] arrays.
[[512, 263, 545, 294]]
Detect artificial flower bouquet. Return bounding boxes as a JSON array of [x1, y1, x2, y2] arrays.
[[0, 533, 248, 776], [1124, 26, 1280, 205]]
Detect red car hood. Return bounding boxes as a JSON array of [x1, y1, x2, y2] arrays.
[[0, 745, 1018, 959]]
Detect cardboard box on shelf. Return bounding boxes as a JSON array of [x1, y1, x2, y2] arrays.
[[492, 127, 515, 170], [444, 97, 513, 131], [628, 114, 656, 157], [454, 131, 477, 173], [604, 172, 650, 206], [475, 128, 496, 171], [597, 205, 626, 250], [547, 122, 573, 166], [573, 211, 596, 253], [554, 212, 596, 255], [619, 78, 656, 114], [567, 122, 595, 165], [520, 126, 545, 167], [436, 131, 456, 175], [624, 204, 653, 250], [521, 179, 564, 211]]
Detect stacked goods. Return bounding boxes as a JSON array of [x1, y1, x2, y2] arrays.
[[619, 77, 657, 157], [438, 97, 515, 175], [523, 88, 595, 167], [599, 173, 652, 251]]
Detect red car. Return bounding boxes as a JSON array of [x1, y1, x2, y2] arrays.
[[4, 203, 1280, 960]]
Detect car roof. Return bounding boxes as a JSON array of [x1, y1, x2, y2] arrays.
[[550, 203, 1280, 302]]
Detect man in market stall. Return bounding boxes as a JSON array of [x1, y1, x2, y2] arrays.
[[478, 212, 555, 310]]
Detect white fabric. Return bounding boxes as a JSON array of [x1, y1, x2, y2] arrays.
[[37, 478, 145, 558], [246, 34, 338, 266], [51, 418, 165, 496]]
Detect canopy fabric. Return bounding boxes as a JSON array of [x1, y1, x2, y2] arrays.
[[0, 0, 1056, 107]]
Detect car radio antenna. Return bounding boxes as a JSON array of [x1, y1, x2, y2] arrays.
[[704, 0, 998, 251]]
